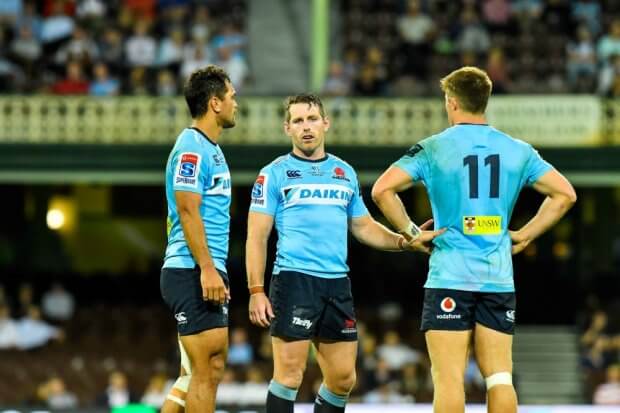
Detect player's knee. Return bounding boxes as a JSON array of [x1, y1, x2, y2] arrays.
[[275, 363, 306, 389], [331, 369, 356, 394], [431, 365, 465, 389], [485, 372, 512, 391], [208, 353, 227, 383]]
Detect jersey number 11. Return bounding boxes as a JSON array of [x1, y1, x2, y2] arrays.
[[463, 154, 500, 199]]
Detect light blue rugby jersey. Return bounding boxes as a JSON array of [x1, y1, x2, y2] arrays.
[[249, 153, 369, 278], [394, 124, 552, 292], [163, 127, 231, 272]]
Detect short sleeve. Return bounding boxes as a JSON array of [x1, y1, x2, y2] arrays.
[[171, 140, 210, 194], [347, 172, 369, 218], [393, 143, 428, 182], [524, 146, 553, 186], [249, 167, 280, 215]]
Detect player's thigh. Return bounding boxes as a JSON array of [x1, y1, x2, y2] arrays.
[[179, 326, 228, 370], [474, 322, 513, 377], [316, 276, 358, 342], [425, 329, 472, 383], [272, 336, 311, 376], [314, 340, 357, 382]]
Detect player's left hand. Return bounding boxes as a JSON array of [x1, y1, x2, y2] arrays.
[[510, 230, 531, 255], [403, 219, 446, 254]]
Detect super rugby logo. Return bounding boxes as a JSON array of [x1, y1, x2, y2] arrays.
[[251, 174, 268, 207], [175, 152, 201, 188], [281, 184, 353, 207]]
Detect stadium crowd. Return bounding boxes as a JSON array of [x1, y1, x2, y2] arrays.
[[1, 1, 620, 96]]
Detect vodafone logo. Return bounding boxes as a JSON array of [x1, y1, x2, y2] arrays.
[[440, 297, 456, 313]]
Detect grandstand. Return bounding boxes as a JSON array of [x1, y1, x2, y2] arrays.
[[0, 1, 619, 412]]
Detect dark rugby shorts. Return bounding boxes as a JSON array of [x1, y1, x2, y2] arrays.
[[160, 266, 229, 336], [421, 288, 516, 335], [269, 271, 358, 341]]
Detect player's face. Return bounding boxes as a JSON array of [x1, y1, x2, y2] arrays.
[[218, 81, 238, 129], [285, 103, 329, 157]]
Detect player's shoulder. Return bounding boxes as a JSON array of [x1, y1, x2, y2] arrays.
[[489, 127, 535, 151], [258, 154, 289, 177], [327, 153, 358, 174], [175, 128, 214, 153]]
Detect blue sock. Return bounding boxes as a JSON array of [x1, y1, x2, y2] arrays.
[[267, 380, 298, 413], [314, 383, 347, 412]]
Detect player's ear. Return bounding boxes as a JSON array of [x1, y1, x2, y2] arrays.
[[283, 121, 291, 136], [323, 116, 330, 132], [210, 95, 222, 114]]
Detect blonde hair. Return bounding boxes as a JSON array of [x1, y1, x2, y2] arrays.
[[440, 66, 492, 114]]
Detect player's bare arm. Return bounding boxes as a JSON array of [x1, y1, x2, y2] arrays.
[[175, 190, 228, 304], [246, 211, 275, 327], [349, 215, 443, 254], [510, 169, 577, 255]]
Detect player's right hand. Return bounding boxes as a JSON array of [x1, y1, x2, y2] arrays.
[[200, 267, 229, 305], [249, 293, 274, 328]]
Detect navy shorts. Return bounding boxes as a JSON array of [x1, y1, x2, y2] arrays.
[[421, 288, 516, 335], [160, 266, 229, 336], [269, 271, 358, 341]]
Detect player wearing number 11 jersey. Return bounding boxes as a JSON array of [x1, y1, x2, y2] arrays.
[[372, 66, 576, 413]]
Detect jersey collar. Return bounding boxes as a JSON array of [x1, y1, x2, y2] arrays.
[[289, 152, 328, 163], [190, 127, 217, 146]]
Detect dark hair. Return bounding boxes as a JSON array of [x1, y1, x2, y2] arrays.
[[184, 65, 230, 119], [440, 66, 492, 114], [284, 93, 326, 122]]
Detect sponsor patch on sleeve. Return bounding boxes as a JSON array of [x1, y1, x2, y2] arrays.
[[251, 174, 268, 207], [174, 152, 201, 188]]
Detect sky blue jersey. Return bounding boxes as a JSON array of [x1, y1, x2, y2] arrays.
[[163, 127, 231, 273], [394, 124, 553, 292], [249, 153, 369, 278]]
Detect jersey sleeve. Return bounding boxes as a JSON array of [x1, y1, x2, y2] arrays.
[[524, 146, 553, 186], [348, 171, 369, 218], [171, 138, 210, 194], [249, 166, 280, 215], [392, 143, 428, 182]]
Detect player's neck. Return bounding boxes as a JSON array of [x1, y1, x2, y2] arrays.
[[191, 118, 221, 143], [451, 112, 487, 126], [291, 147, 326, 161]]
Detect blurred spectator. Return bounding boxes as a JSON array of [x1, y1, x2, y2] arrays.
[[181, 46, 211, 81], [41, 0, 75, 44], [482, 0, 512, 33], [211, 21, 246, 59], [400, 362, 425, 397], [365, 358, 396, 391], [15, 305, 64, 350], [464, 355, 485, 393], [156, 26, 185, 68], [17, 283, 34, 315], [215, 369, 239, 405], [41, 282, 75, 322], [593, 364, 620, 405], [89, 62, 120, 96], [323, 61, 351, 96], [0, 29, 23, 93], [10, 25, 42, 67], [566, 25, 597, 91], [125, 19, 156, 68], [54, 24, 99, 65], [486, 47, 511, 94], [377, 330, 421, 371], [190, 5, 212, 45], [126, 67, 150, 95], [228, 327, 253, 365], [572, 0, 602, 37], [38, 377, 78, 409], [598, 55, 620, 96], [396, 0, 434, 80], [76, 0, 106, 20], [16, 1, 42, 40], [156, 69, 177, 96], [0, 0, 23, 26], [0, 304, 18, 349], [598, 20, 620, 65], [582, 336, 613, 374], [457, 9, 491, 55], [140, 373, 169, 408], [98, 371, 136, 408], [215, 45, 247, 91], [98, 26, 124, 71], [512, 0, 543, 22], [581, 310, 609, 348], [51, 60, 89, 95]]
